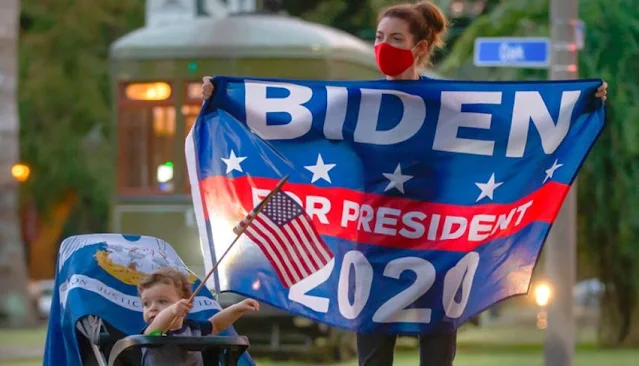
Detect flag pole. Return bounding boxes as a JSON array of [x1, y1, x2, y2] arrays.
[[162, 175, 289, 333]]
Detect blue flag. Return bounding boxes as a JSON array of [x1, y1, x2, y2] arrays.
[[43, 234, 255, 365], [186, 76, 605, 335]]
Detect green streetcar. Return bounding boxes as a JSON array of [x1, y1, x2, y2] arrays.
[[108, 11, 393, 360]]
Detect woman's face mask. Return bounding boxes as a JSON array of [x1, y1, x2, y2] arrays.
[[375, 42, 415, 76], [374, 17, 427, 77], [374, 41, 423, 77]]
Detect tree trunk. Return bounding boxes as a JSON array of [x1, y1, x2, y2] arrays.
[[0, 0, 36, 328], [28, 191, 77, 280], [598, 290, 639, 347]]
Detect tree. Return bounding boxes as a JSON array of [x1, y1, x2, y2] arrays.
[[284, 0, 483, 60], [575, 0, 639, 347], [282, 0, 374, 39], [17, 0, 145, 278], [438, 0, 639, 346], [0, 0, 36, 327]]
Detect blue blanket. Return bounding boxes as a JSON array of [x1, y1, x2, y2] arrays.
[[43, 233, 255, 365], [185, 76, 605, 335]]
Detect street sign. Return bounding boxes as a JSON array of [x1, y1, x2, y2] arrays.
[[474, 37, 550, 68]]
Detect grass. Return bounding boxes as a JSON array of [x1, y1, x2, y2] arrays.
[[0, 359, 43, 366], [238, 349, 639, 366], [0, 327, 47, 347], [3, 351, 638, 366], [1, 326, 638, 366]]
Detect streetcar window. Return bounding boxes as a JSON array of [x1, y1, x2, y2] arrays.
[[181, 104, 201, 193], [125, 82, 171, 101], [181, 81, 205, 193], [186, 82, 201, 100], [118, 106, 177, 194], [183, 105, 200, 133]]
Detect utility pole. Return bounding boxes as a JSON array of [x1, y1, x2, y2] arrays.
[[545, 0, 578, 365], [0, 0, 36, 327]]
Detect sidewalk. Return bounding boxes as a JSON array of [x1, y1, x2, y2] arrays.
[[0, 345, 43, 361]]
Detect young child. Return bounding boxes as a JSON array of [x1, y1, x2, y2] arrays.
[[138, 267, 259, 365]]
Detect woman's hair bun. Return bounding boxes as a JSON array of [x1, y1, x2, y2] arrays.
[[377, 1, 450, 67], [414, 0, 448, 35]]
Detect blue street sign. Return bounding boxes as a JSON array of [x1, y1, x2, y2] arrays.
[[474, 37, 550, 68]]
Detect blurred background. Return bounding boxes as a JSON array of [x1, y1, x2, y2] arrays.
[[0, 0, 637, 365]]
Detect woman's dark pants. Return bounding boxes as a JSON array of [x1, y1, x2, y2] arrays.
[[356, 330, 457, 366]]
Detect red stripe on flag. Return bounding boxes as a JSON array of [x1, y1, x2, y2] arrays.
[[199, 176, 569, 252], [285, 220, 323, 271], [277, 221, 317, 275], [255, 216, 307, 281], [244, 226, 295, 287], [298, 215, 333, 265], [251, 217, 302, 284]]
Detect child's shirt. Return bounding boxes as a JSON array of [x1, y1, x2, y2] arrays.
[[141, 319, 213, 366]]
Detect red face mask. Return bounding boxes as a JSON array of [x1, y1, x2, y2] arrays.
[[374, 42, 415, 77]]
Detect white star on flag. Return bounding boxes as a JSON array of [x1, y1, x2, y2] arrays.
[[304, 154, 336, 183], [543, 159, 564, 183], [383, 163, 413, 194], [475, 173, 503, 202], [221, 150, 247, 174]]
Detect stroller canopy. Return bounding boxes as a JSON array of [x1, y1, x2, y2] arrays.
[[43, 233, 254, 366]]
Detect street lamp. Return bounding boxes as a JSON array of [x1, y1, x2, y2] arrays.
[[534, 282, 552, 330], [11, 163, 30, 182], [535, 283, 552, 307]]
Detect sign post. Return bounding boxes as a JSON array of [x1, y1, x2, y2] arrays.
[[545, 0, 579, 365], [474, 16, 582, 365]]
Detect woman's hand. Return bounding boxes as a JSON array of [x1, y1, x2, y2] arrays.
[[595, 81, 608, 102], [201, 76, 215, 99]]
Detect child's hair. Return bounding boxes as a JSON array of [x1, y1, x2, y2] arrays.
[[378, 1, 449, 67], [138, 267, 193, 299]]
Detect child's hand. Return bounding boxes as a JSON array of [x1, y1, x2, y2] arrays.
[[236, 299, 260, 313], [209, 298, 260, 334], [172, 299, 193, 318]]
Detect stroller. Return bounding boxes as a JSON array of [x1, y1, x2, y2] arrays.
[[43, 234, 255, 366]]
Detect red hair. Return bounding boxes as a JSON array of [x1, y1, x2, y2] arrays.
[[378, 1, 449, 67]]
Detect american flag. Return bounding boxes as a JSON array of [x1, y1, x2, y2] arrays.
[[233, 190, 334, 288]]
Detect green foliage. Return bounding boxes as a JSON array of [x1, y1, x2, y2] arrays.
[[285, 0, 499, 61], [576, 0, 639, 345], [283, 0, 456, 40], [283, 0, 375, 39], [18, 0, 144, 232], [438, 0, 639, 345], [437, 0, 549, 79]]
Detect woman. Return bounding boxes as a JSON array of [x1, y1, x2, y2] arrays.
[[200, 2, 608, 365]]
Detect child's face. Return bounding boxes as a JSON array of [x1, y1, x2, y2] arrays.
[[140, 283, 182, 323]]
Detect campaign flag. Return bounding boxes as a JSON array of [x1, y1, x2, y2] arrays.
[[43, 234, 255, 365], [186, 76, 605, 334]]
